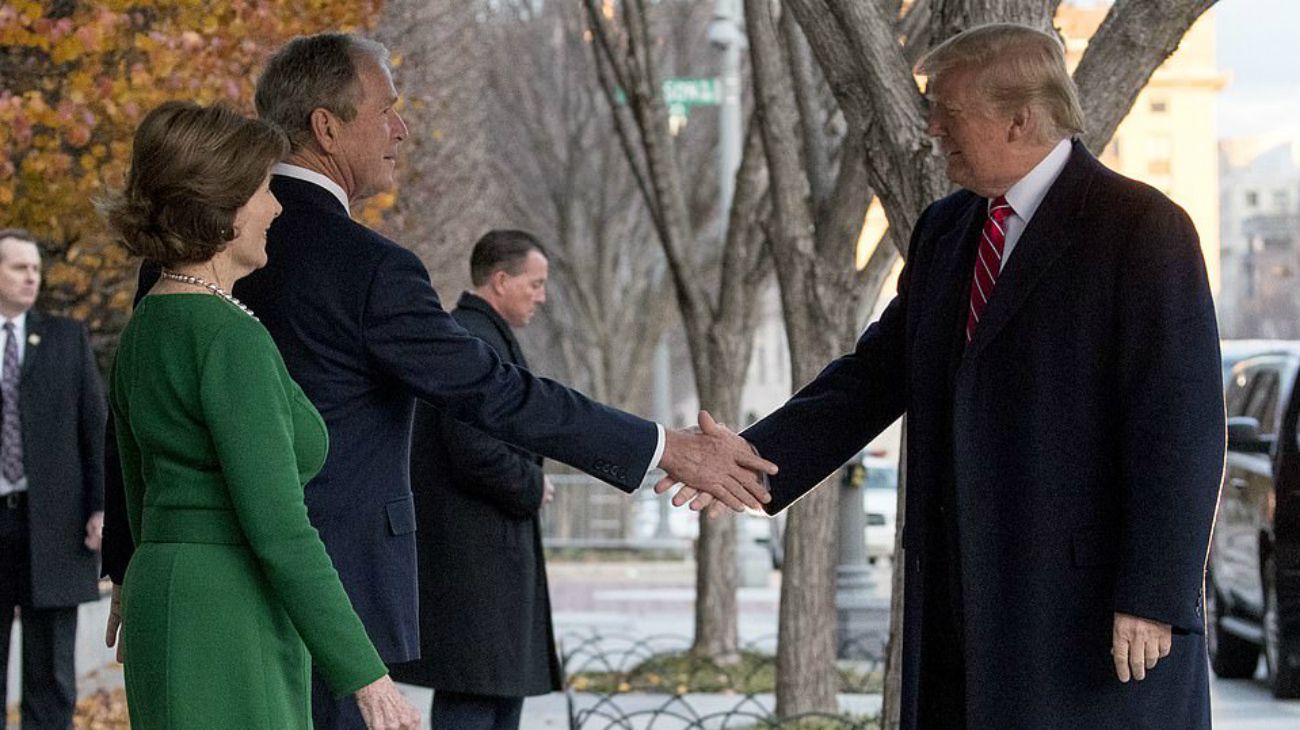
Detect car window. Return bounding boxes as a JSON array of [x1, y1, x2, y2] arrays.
[[1245, 369, 1281, 438], [864, 469, 897, 490], [1225, 368, 1254, 418]]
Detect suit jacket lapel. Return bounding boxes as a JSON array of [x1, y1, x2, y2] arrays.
[[20, 309, 42, 380], [962, 141, 1097, 362]]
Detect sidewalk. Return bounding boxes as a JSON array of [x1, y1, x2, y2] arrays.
[[9, 559, 1300, 728]]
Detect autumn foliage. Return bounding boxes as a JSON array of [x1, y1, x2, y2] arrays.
[[0, 0, 382, 345]]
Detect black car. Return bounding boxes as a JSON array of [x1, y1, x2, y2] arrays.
[[1207, 350, 1300, 697]]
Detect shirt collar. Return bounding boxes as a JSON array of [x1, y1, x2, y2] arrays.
[[1001, 138, 1072, 223], [2, 312, 26, 338], [271, 163, 352, 217]]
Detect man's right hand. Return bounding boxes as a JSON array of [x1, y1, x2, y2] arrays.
[[540, 476, 556, 509], [655, 410, 776, 513], [105, 583, 124, 663], [355, 674, 421, 730]]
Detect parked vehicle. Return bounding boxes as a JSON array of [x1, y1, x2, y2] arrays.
[[1207, 349, 1300, 697], [765, 451, 899, 569], [1220, 340, 1300, 385], [860, 455, 899, 564]]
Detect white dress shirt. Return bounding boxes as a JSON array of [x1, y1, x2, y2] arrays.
[[996, 138, 1073, 270], [271, 163, 352, 216], [0, 311, 28, 496], [266, 164, 668, 476]]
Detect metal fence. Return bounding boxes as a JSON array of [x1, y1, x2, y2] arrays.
[[559, 630, 884, 729]]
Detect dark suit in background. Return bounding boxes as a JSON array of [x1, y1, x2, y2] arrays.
[[743, 142, 1224, 728], [390, 292, 561, 727], [0, 310, 105, 729]]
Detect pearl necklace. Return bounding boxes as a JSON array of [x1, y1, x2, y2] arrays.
[[159, 269, 260, 323]]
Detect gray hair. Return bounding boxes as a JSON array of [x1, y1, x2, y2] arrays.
[[916, 23, 1086, 144], [255, 33, 391, 151]]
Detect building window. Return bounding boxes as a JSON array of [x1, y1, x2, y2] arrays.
[[1274, 189, 1289, 210], [1246, 190, 1259, 208], [1150, 98, 1169, 113]]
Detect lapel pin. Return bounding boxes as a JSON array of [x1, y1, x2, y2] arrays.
[[26, 333, 39, 347]]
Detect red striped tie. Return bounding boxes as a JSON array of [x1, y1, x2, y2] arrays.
[[966, 196, 1013, 344]]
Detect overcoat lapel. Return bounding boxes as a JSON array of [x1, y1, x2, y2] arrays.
[[911, 196, 986, 389], [20, 309, 43, 380]]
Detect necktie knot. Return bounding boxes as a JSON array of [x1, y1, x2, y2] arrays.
[[3, 323, 12, 333], [989, 195, 1013, 226]]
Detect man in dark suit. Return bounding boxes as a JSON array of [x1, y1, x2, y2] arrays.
[[673, 23, 1223, 729], [0, 230, 105, 729], [390, 230, 561, 729], [102, 34, 774, 729]]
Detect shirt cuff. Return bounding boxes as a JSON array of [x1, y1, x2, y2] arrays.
[[646, 423, 667, 473]]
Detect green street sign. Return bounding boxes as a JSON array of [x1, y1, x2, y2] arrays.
[[662, 78, 721, 106], [614, 78, 721, 118]]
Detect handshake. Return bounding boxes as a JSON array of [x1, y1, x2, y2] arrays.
[[654, 411, 778, 519]]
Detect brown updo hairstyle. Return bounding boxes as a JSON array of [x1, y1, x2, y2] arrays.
[[100, 101, 289, 266]]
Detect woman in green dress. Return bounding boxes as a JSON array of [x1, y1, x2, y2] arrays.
[[101, 101, 420, 729]]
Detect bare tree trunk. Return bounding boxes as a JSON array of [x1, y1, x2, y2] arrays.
[[692, 368, 744, 660], [583, 0, 771, 661]]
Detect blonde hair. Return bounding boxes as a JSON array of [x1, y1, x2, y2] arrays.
[[916, 23, 1086, 144]]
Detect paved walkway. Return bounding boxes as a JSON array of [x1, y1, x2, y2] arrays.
[[8, 560, 1300, 728]]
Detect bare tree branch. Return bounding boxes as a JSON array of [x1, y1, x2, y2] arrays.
[[1074, 0, 1218, 152]]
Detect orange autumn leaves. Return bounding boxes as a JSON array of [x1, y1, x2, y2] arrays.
[[0, 0, 382, 332]]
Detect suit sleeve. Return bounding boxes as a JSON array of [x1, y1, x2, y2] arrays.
[[741, 210, 929, 514], [361, 246, 656, 492], [429, 405, 544, 518], [200, 320, 386, 696], [1112, 199, 1224, 635], [76, 323, 106, 516]]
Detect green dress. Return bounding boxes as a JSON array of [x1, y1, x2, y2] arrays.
[[110, 294, 385, 728]]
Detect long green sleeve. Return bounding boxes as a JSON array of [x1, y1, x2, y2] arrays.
[[196, 317, 386, 696]]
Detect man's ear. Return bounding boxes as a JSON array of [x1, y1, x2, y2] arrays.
[[1007, 106, 1034, 143], [490, 269, 510, 295], [309, 108, 339, 154]]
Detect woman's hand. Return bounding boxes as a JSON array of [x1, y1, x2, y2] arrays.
[[355, 674, 420, 730]]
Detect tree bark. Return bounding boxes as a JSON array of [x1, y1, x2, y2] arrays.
[[583, 0, 773, 661], [1074, 0, 1219, 153]]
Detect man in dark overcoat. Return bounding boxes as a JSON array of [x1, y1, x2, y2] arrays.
[[674, 23, 1224, 729], [0, 230, 105, 728], [391, 230, 560, 729]]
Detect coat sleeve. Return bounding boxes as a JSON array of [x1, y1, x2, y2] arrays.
[[1112, 199, 1224, 635], [75, 322, 106, 516], [199, 319, 386, 696], [741, 207, 931, 515], [109, 375, 145, 549], [428, 406, 544, 518], [361, 246, 656, 492]]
